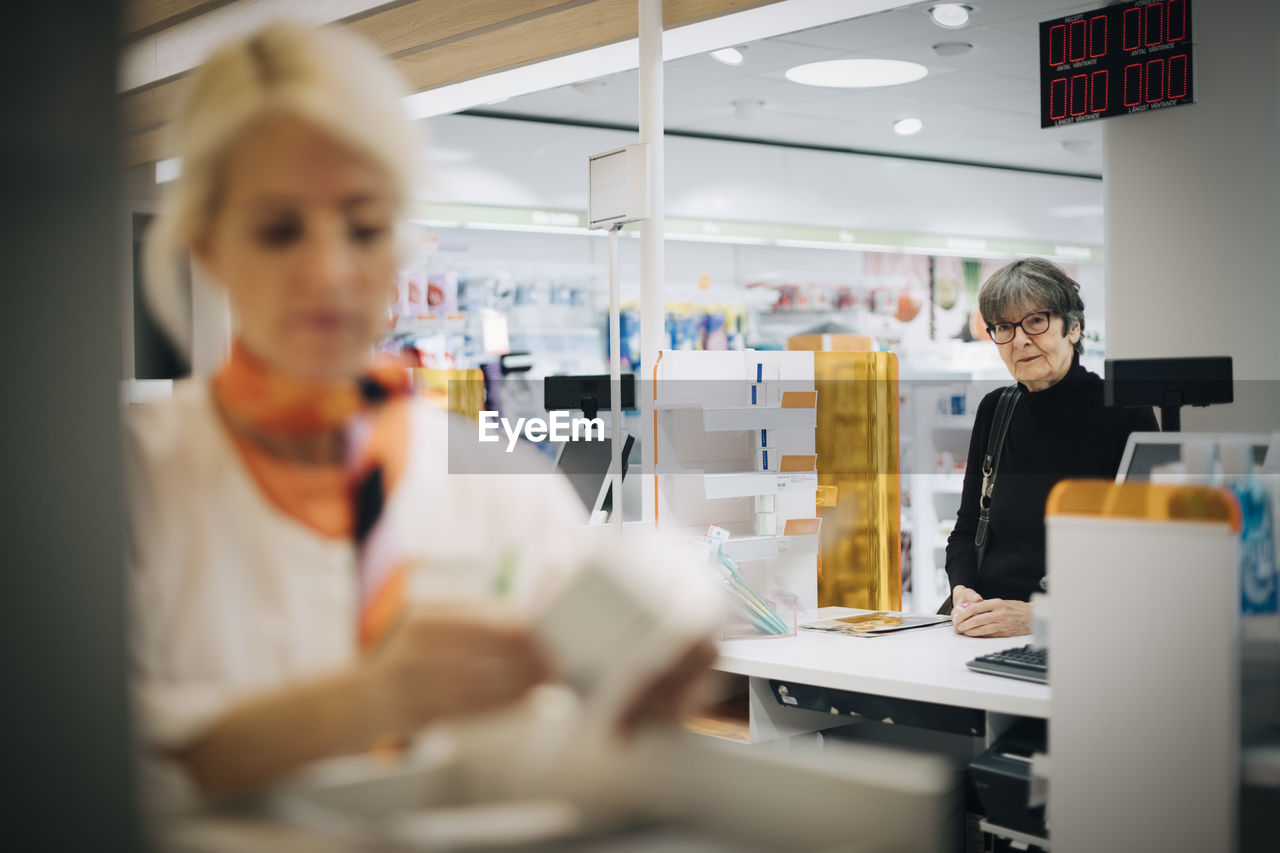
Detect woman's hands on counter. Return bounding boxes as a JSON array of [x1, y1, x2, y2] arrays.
[[950, 585, 1031, 638]]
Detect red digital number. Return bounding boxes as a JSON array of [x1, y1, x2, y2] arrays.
[[1123, 7, 1142, 51], [1089, 15, 1108, 58], [1069, 19, 1088, 62], [1049, 23, 1070, 65], [1069, 74, 1089, 116], [1091, 70, 1109, 112], [1050, 77, 1068, 120], [1049, 23, 1067, 65], [1123, 63, 1143, 106], [1167, 0, 1187, 42], [1167, 54, 1188, 99], [1144, 2, 1164, 47], [1145, 58, 1165, 102]]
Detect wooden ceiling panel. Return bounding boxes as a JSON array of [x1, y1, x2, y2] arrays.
[[663, 0, 776, 28], [347, 0, 578, 58], [122, 77, 186, 136], [122, 0, 783, 166], [393, 0, 636, 93], [124, 0, 237, 39]]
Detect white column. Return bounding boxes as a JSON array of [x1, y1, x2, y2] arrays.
[[1103, 0, 1280, 431], [639, 0, 664, 523]]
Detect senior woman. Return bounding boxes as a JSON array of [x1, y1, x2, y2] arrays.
[[945, 258, 1157, 637], [131, 22, 710, 806]]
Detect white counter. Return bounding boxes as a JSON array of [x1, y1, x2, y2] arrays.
[[715, 607, 1049, 721]]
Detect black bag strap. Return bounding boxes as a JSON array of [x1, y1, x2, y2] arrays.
[[974, 385, 1022, 575]]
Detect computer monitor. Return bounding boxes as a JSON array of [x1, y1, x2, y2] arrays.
[[1116, 432, 1272, 482], [1104, 357, 1233, 432], [544, 374, 636, 421], [553, 432, 635, 521]]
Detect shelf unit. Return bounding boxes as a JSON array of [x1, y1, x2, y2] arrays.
[[899, 368, 1006, 614], [653, 350, 820, 614]]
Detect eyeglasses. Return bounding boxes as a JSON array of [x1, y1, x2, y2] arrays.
[[986, 310, 1053, 345]]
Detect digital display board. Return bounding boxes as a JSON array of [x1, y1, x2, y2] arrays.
[[1040, 0, 1194, 128]]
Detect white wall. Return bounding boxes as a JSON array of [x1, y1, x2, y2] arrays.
[[425, 114, 1105, 245], [1104, 0, 1280, 432]]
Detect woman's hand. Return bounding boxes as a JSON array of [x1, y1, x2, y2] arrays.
[[952, 584, 983, 610], [952, 597, 1031, 638], [365, 605, 551, 736], [950, 584, 983, 634], [616, 639, 719, 737]]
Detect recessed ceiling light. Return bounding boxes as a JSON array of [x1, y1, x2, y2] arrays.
[[932, 41, 973, 57], [710, 47, 745, 66], [785, 59, 928, 89], [893, 117, 924, 136], [929, 4, 972, 29]]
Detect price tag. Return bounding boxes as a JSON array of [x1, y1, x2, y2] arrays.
[[776, 476, 789, 491]]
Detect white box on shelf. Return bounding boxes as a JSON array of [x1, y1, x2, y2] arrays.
[[749, 361, 781, 383], [747, 383, 780, 407]]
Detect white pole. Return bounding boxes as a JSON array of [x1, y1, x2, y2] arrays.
[[638, 0, 663, 526], [608, 224, 623, 532]]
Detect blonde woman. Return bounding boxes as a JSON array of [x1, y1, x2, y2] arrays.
[[131, 22, 710, 806]]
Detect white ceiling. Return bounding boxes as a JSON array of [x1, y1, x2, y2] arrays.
[[481, 0, 1106, 176]]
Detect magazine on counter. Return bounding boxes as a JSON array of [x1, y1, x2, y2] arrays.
[[801, 611, 950, 637]]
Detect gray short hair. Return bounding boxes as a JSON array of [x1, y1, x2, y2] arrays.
[[978, 258, 1085, 355]]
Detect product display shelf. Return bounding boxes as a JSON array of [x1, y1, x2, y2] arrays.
[[658, 460, 820, 501], [653, 350, 820, 614], [668, 522, 820, 563], [653, 400, 817, 431], [900, 368, 980, 614]]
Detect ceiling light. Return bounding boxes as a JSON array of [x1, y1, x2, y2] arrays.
[[893, 117, 924, 135], [932, 41, 973, 57], [785, 59, 928, 89], [710, 47, 745, 66], [929, 4, 972, 29], [732, 98, 765, 120]]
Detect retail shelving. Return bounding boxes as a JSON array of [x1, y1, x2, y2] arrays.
[[653, 350, 820, 614], [899, 362, 1006, 614]]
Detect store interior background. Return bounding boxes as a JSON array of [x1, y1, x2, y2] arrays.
[[110, 0, 1280, 658], [3, 0, 1276, 848], [121, 0, 1129, 614]]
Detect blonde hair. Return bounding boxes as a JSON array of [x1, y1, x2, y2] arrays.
[[143, 22, 421, 353]]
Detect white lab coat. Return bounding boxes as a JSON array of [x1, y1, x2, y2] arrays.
[[125, 381, 594, 806]]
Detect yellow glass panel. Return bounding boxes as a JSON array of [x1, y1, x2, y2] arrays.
[[413, 368, 486, 421], [803, 350, 901, 610]]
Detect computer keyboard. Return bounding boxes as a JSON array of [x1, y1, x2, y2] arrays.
[[966, 644, 1048, 685]]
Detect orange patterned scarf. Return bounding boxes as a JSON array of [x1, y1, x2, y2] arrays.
[[213, 341, 416, 647]]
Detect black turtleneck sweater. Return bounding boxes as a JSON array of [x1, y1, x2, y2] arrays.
[[945, 358, 1159, 602]]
